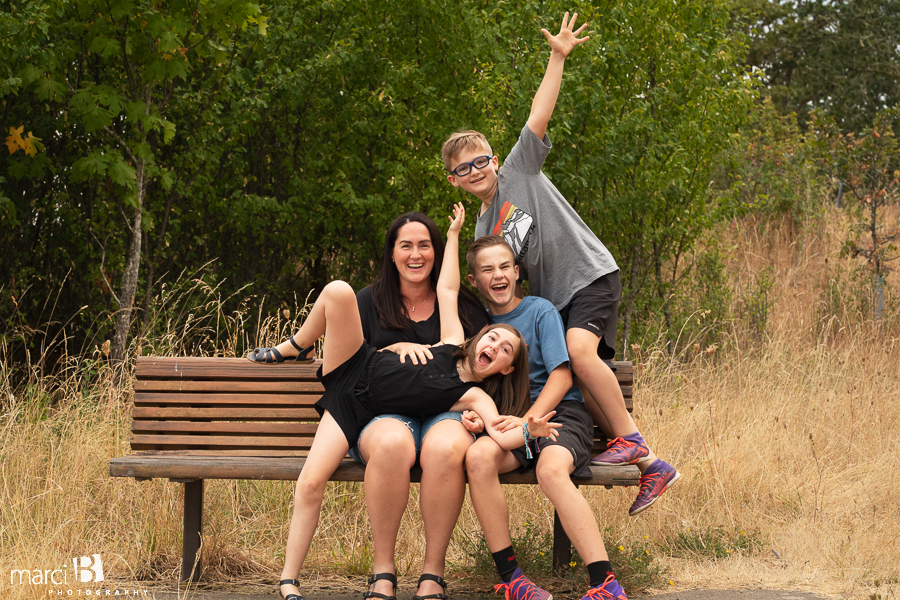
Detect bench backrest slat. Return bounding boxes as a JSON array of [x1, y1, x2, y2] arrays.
[[130, 356, 633, 456]]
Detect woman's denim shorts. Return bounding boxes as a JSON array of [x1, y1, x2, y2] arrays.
[[347, 412, 473, 465]]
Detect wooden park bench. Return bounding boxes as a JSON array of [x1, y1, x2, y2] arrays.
[[108, 356, 638, 582]]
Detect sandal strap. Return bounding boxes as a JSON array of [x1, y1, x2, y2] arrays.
[[368, 573, 398, 586], [413, 573, 447, 600], [287, 337, 315, 361], [364, 572, 397, 600], [287, 336, 304, 354], [417, 574, 446, 589], [278, 579, 305, 600]]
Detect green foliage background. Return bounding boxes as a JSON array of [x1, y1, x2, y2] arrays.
[[3, 0, 754, 360]]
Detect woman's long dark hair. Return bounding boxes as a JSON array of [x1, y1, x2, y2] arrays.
[[455, 323, 531, 417], [371, 212, 483, 332]]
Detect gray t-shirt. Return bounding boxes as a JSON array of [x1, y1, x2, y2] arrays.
[[474, 124, 618, 309]]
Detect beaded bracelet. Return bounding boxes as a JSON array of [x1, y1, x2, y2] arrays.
[[522, 422, 537, 459]]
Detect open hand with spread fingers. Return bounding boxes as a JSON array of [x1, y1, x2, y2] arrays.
[[541, 11, 590, 58], [526, 411, 562, 441]]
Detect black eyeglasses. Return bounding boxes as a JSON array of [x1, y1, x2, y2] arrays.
[[450, 155, 494, 177]]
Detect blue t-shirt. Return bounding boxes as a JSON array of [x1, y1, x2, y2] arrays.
[[489, 296, 583, 404]]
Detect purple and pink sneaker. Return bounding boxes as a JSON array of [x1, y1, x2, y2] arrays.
[[629, 458, 680, 516], [591, 434, 650, 466], [580, 575, 627, 600], [493, 568, 552, 600]]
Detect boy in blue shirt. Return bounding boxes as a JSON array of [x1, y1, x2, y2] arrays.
[[465, 235, 627, 600], [441, 12, 677, 517]]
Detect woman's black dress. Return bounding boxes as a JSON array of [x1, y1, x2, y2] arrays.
[[315, 344, 476, 446]]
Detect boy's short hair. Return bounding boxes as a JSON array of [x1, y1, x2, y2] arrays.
[[466, 235, 515, 273], [441, 130, 493, 171]]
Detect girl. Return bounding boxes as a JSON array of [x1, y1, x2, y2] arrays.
[[251, 205, 560, 600]]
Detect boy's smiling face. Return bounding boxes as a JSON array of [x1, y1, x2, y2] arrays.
[[468, 244, 520, 315], [446, 142, 499, 202]]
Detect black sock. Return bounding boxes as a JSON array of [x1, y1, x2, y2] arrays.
[[492, 546, 519, 582], [587, 561, 614, 587]]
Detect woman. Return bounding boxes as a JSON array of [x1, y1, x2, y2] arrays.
[[353, 212, 488, 600], [253, 211, 491, 600], [250, 205, 557, 600]]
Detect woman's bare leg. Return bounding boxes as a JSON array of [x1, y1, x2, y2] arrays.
[[280, 411, 352, 597], [359, 419, 417, 596]]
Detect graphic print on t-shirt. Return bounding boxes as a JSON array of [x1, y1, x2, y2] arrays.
[[492, 201, 534, 264]]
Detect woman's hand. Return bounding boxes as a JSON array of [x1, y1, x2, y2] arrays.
[[381, 342, 433, 365], [447, 203, 465, 236], [526, 412, 561, 441], [492, 414, 525, 433], [461, 410, 484, 434]]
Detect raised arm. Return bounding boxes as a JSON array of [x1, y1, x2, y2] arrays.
[[526, 12, 590, 140], [437, 203, 466, 345]]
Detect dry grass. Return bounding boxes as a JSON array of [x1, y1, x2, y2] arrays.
[[1, 208, 898, 600]]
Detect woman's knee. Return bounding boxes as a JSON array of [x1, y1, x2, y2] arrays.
[[361, 421, 417, 468]]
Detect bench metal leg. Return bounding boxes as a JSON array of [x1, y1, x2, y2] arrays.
[[181, 479, 204, 582], [552, 508, 571, 577]]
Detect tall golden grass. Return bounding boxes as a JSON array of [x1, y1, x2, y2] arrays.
[[1, 208, 898, 600]]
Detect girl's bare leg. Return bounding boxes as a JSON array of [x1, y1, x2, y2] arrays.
[[417, 420, 474, 596], [269, 281, 364, 375], [280, 411, 352, 597]]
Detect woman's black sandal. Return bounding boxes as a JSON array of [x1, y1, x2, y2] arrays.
[[363, 572, 398, 600], [413, 574, 447, 600], [277, 578, 306, 600], [247, 337, 315, 363]]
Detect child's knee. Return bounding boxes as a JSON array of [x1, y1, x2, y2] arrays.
[[465, 441, 502, 477], [294, 473, 329, 502], [535, 451, 574, 488], [323, 280, 354, 300]]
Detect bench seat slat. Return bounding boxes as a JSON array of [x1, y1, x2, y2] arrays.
[[135, 357, 321, 380], [109, 455, 639, 486], [133, 421, 319, 435], [136, 380, 324, 393], [131, 434, 314, 448], [135, 393, 320, 406], [135, 357, 632, 383], [132, 407, 319, 420]]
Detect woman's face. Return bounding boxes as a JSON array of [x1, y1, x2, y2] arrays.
[[392, 222, 435, 286]]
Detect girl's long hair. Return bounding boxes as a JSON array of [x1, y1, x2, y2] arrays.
[[371, 212, 483, 333], [455, 323, 530, 417]]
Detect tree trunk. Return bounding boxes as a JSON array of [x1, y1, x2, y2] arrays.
[[111, 158, 146, 362]]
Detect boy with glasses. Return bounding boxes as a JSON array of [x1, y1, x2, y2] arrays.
[[441, 13, 678, 518]]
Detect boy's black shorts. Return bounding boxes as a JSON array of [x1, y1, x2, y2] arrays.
[[511, 400, 594, 480], [558, 270, 621, 361]]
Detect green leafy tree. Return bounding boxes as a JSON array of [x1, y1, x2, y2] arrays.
[[738, 0, 900, 132], [2, 0, 265, 360], [2, 0, 754, 364]]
